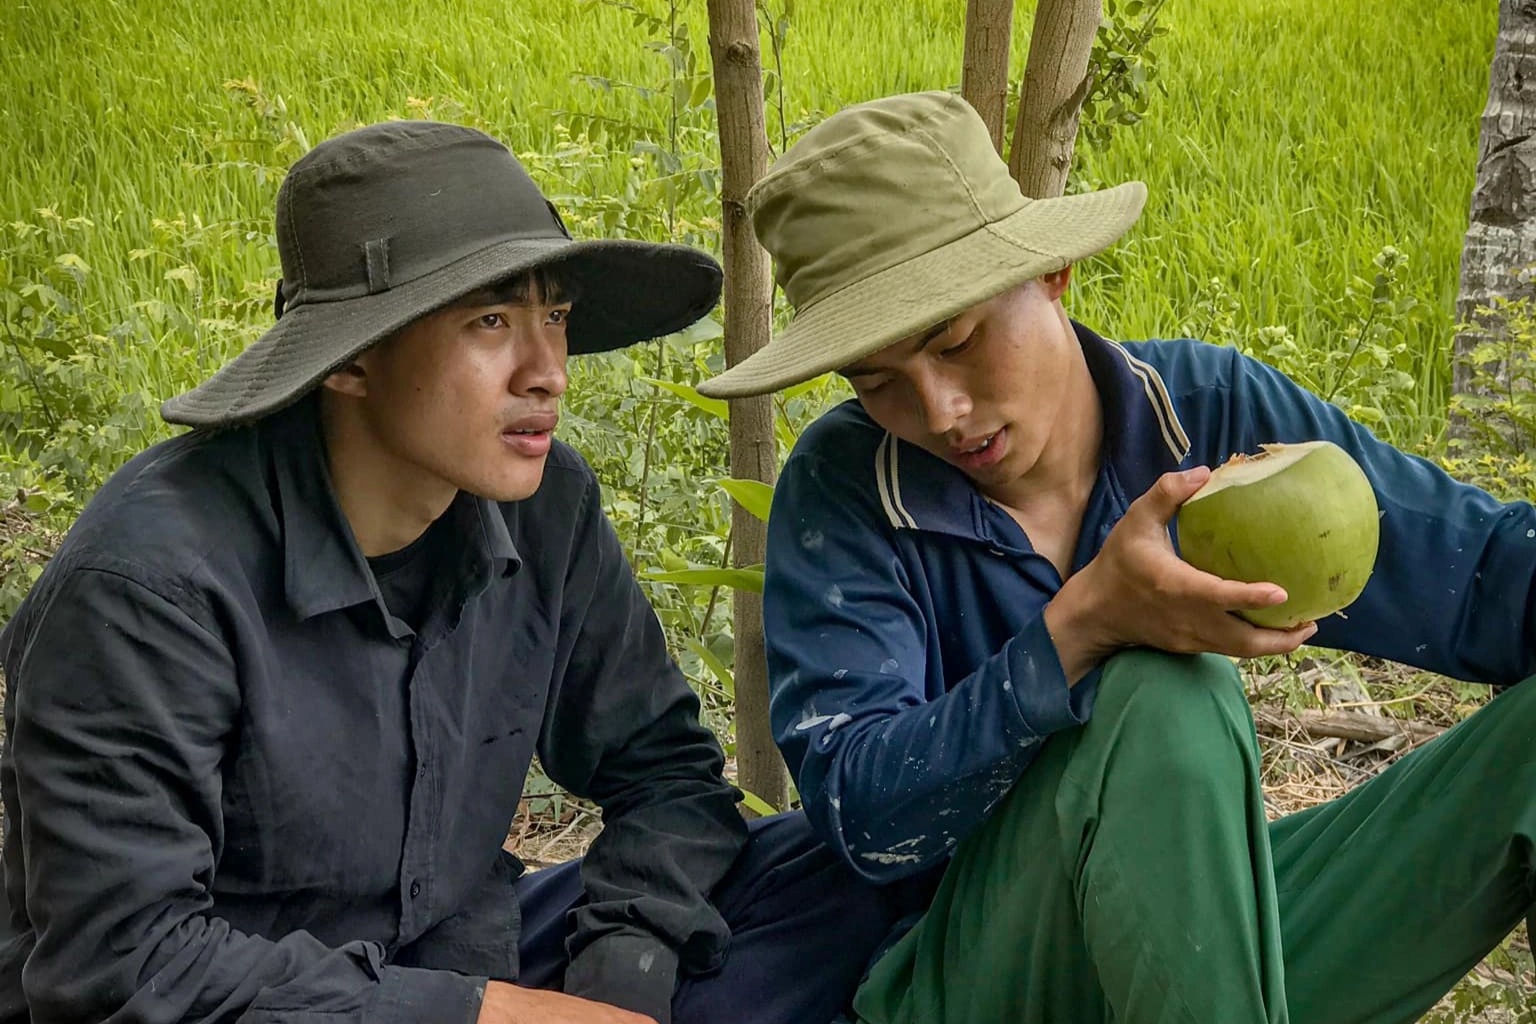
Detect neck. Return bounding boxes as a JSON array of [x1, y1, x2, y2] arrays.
[[318, 394, 456, 557], [988, 346, 1102, 513]]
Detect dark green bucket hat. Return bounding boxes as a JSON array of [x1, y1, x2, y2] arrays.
[[162, 120, 722, 428]]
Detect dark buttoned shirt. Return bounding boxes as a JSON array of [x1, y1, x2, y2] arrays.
[[0, 398, 746, 1024]]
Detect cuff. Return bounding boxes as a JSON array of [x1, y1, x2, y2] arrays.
[[1006, 614, 1090, 737], [565, 934, 679, 1024], [378, 965, 488, 1024]]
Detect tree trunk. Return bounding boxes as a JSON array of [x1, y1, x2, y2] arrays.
[[1452, 2, 1536, 946], [1453, 0, 1536, 417], [1008, 0, 1101, 199], [961, 0, 1016, 154], [706, 0, 789, 814]]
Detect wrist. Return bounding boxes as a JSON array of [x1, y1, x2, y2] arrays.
[[1044, 571, 1114, 685]]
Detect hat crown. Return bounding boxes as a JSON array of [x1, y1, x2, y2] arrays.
[[748, 92, 1029, 313], [274, 122, 569, 312]]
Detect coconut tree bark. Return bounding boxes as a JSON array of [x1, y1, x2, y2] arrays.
[[1451, 0, 1536, 947], [1453, 0, 1536, 413], [962, 0, 1016, 154], [1008, 0, 1101, 198], [706, 0, 789, 813]]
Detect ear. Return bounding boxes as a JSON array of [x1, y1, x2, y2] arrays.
[[1039, 264, 1074, 302], [320, 359, 369, 399]]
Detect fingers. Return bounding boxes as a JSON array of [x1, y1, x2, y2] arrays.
[[1130, 467, 1212, 527], [1140, 559, 1317, 657], [1186, 565, 1288, 612], [1205, 617, 1318, 659], [1148, 552, 1283, 608]]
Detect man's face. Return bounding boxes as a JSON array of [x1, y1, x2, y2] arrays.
[[340, 282, 572, 505], [839, 269, 1078, 499]]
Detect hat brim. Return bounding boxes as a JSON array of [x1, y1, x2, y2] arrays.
[[161, 236, 722, 428], [697, 181, 1147, 399]]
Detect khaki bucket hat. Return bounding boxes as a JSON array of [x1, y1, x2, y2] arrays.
[[163, 120, 722, 428], [697, 91, 1146, 399]]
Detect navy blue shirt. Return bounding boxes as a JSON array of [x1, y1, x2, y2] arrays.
[[764, 324, 1536, 883], [0, 398, 747, 1024]]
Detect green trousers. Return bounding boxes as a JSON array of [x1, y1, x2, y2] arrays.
[[853, 650, 1536, 1024]]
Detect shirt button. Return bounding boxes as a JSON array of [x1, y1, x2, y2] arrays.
[[409, 881, 421, 899]]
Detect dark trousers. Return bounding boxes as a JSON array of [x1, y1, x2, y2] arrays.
[[515, 811, 935, 1024]]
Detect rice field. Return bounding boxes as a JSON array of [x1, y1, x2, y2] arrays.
[[0, 0, 1495, 451]]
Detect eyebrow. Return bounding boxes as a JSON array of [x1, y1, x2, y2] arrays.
[[840, 319, 951, 378]]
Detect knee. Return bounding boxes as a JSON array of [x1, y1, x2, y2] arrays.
[[1088, 650, 1255, 784], [1096, 649, 1248, 723], [1495, 676, 1536, 725]]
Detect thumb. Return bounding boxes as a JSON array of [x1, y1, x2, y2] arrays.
[[1135, 467, 1212, 526]]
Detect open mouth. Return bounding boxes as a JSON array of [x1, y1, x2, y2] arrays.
[[501, 419, 556, 456], [950, 427, 1006, 469]]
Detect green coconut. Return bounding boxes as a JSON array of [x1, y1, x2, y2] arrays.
[[1176, 440, 1380, 629]]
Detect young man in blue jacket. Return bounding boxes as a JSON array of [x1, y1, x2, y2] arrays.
[[0, 121, 916, 1024], [698, 90, 1536, 1024]]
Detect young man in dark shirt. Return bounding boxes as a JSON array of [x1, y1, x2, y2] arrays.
[[699, 91, 1536, 1024], [0, 121, 914, 1024]]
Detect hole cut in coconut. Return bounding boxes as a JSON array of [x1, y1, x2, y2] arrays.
[[1183, 442, 1323, 499]]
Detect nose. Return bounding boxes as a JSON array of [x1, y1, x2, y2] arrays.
[[914, 370, 971, 437], [514, 331, 569, 399]]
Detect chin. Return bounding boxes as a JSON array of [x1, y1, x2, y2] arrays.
[[468, 471, 548, 504]]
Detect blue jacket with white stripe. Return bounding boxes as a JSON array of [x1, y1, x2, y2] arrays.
[[763, 323, 1536, 883]]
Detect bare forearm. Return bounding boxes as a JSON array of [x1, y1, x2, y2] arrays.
[[477, 980, 656, 1024]]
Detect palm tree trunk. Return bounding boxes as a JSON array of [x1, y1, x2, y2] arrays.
[[1453, 0, 1536, 420]]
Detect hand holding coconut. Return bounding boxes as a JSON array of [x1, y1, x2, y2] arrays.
[[1176, 441, 1380, 629], [1043, 466, 1319, 684]]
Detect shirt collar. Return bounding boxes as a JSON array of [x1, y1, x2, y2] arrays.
[[871, 320, 1192, 540], [264, 398, 522, 623]]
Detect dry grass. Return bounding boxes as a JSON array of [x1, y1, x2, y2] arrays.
[[1247, 655, 1533, 1019]]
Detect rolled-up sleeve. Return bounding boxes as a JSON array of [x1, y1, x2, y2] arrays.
[[5, 562, 485, 1024]]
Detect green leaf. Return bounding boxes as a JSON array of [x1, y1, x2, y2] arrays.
[[773, 416, 797, 453], [738, 789, 780, 816], [640, 376, 729, 420], [1371, 272, 1391, 303], [782, 373, 833, 401], [718, 477, 774, 522], [164, 266, 200, 291], [684, 636, 734, 696], [642, 565, 765, 592], [53, 252, 90, 282], [656, 545, 690, 571], [674, 316, 724, 344]]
